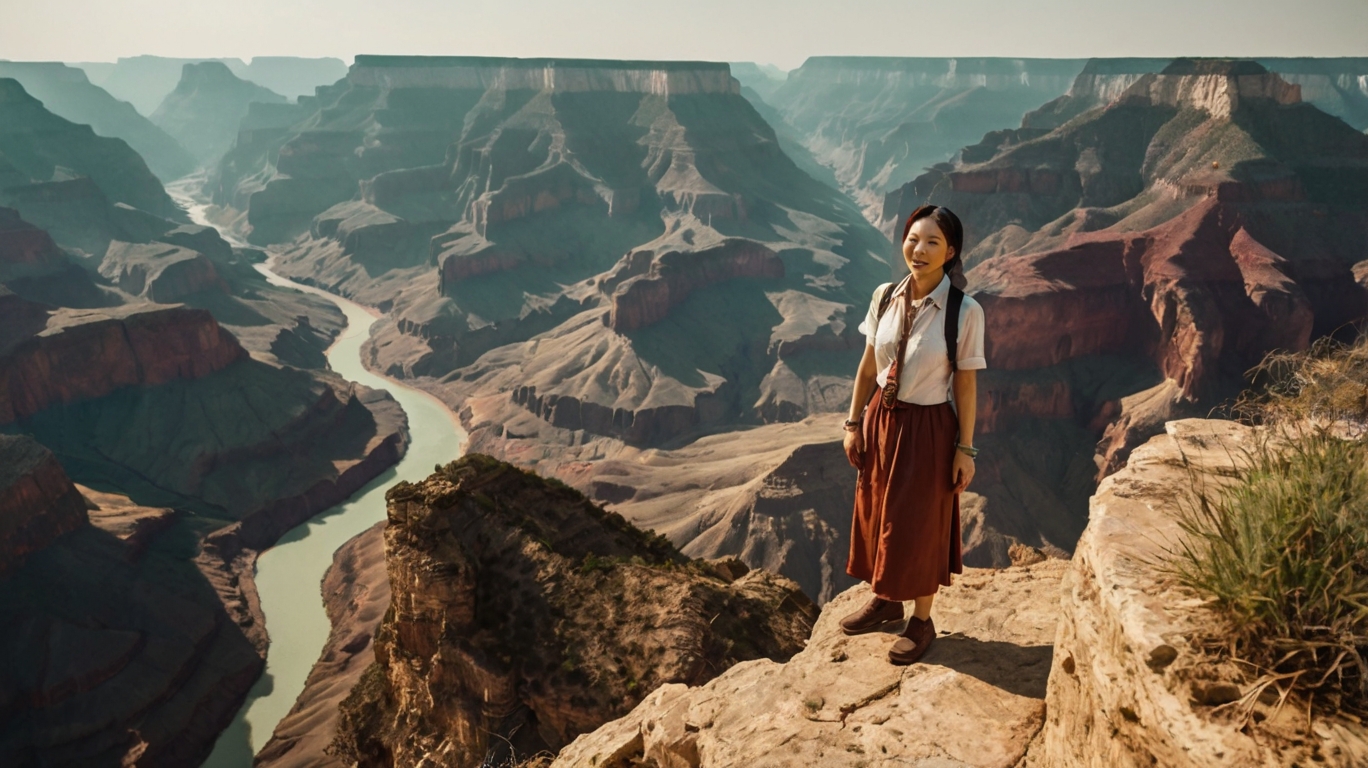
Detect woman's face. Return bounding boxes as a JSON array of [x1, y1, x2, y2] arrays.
[[902, 217, 953, 280]]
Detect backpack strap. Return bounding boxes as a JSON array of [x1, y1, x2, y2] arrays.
[[875, 274, 912, 323], [944, 285, 965, 372], [876, 276, 966, 371]]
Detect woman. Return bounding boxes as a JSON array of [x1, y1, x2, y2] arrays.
[[839, 204, 986, 666]]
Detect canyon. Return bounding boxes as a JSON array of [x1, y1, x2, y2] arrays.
[[757, 56, 1368, 229], [0, 80, 409, 766], [2, 48, 1367, 768]]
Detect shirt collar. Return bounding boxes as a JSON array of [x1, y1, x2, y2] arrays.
[[892, 273, 952, 309]]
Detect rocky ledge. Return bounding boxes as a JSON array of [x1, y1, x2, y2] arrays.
[[331, 454, 818, 768], [605, 240, 785, 332], [553, 558, 1068, 767], [1036, 419, 1368, 767], [0, 303, 246, 424]]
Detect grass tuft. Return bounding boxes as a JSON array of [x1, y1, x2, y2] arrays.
[[1167, 335, 1368, 717]]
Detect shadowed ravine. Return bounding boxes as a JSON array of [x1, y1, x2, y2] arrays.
[[165, 184, 469, 766]]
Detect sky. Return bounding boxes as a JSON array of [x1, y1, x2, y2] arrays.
[[4, 0, 1367, 72]]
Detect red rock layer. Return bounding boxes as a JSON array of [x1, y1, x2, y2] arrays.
[[972, 198, 1319, 401], [607, 240, 784, 331], [0, 434, 89, 575], [0, 306, 247, 424]]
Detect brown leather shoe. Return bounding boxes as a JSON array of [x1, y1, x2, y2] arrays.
[[888, 615, 935, 665], [839, 595, 904, 635]]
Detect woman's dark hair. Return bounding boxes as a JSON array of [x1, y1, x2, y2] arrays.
[[902, 204, 966, 288]]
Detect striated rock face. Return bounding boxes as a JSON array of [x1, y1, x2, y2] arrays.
[[1021, 58, 1172, 131], [0, 490, 263, 768], [0, 77, 181, 219], [150, 61, 288, 167], [553, 558, 1068, 768], [1036, 419, 1368, 767], [0, 434, 88, 574], [605, 240, 785, 331], [349, 55, 738, 94], [1114, 58, 1301, 118], [0, 61, 196, 182], [972, 199, 1318, 398], [0, 304, 245, 424], [98, 240, 229, 301], [332, 454, 817, 768]]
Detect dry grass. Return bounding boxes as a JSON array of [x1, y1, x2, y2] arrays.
[[1166, 335, 1368, 718]]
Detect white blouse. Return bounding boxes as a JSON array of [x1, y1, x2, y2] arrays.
[[856, 273, 987, 406]]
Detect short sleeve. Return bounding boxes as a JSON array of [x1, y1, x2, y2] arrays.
[[956, 298, 987, 370], [856, 282, 891, 345]]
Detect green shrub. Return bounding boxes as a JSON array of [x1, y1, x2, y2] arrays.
[[1169, 335, 1368, 715]]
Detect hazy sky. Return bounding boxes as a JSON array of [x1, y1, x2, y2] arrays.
[[5, 0, 1366, 72]]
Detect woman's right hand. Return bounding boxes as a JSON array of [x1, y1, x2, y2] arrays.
[[843, 427, 864, 468]]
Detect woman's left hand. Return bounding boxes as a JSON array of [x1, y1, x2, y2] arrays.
[[952, 450, 975, 494]]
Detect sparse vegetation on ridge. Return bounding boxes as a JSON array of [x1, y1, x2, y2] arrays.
[[1167, 335, 1368, 718]]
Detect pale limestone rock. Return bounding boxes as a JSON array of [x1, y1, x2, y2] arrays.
[[1033, 418, 1368, 768], [552, 559, 1067, 768]]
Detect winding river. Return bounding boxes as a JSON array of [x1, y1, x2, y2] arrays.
[[173, 187, 467, 766]]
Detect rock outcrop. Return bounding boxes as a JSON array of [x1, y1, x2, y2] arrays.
[[76, 483, 181, 560], [98, 240, 229, 301], [1035, 419, 1368, 767], [151, 61, 288, 167], [0, 434, 88, 574], [0, 304, 245, 424], [331, 454, 818, 768], [553, 558, 1068, 767], [605, 240, 785, 331]]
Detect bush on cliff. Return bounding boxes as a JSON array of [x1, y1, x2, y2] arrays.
[[1170, 335, 1368, 715]]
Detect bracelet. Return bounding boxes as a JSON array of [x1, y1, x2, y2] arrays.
[[843, 418, 861, 432], [956, 443, 979, 458]]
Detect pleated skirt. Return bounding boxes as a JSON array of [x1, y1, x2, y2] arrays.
[[846, 394, 963, 601]]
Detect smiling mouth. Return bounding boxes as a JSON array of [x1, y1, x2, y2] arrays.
[[911, 260, 928, 267]]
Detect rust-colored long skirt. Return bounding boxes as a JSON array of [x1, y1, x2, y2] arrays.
[[846, 394, 962, 601]]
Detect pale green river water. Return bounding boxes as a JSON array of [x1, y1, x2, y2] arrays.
[[174, 190, 467, 766]]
